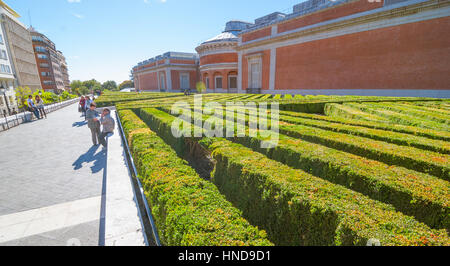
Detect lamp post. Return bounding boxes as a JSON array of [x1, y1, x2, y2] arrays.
[[0, 84, 11, 116]]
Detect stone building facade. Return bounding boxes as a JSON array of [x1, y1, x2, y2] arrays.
[[132, 0, 450, 97], [0, 1, 41, 93]]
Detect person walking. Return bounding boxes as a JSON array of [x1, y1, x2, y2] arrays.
[[79, 96, 86, 117], [35, 95, 47, 119], [84, 96, 92, 121], [99, 108, 115, 148], [86, 102, 101, 146], [27, 95, 41, 120]]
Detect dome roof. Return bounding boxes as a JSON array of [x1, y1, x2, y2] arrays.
[[203, 32, 238, 44]]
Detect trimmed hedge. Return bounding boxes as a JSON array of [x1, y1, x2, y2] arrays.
[[325, 103, 387, 122], [137, 108, 450, 245], [163, 105, 450, 180], [179, 105, 450, 154], [278, 115, 450, 154], [150, 107, 450, 232], [281, 109, 450, 142], [206, 139, 450, 246], [344, 103, 449, 131], [367, 102, 450, 124], [118, 109, 272, 246], [277, 123, 450, 179]]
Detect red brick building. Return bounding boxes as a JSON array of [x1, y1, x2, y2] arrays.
[[196, 21, 252, 93], [30, 28, 68, 93], [133, 0, 450, 97], [237, 0, 450, 97], [133, 52, 198, 92]]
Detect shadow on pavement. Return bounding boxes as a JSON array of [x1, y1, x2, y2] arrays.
[[72, 145, 107, 174], [72, 121, 88, 127]]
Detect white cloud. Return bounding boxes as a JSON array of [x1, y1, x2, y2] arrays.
[[72, 13, 84, 19], [68, 0, 81, 3]]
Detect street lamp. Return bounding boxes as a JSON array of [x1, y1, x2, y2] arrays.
[[0, 84, 11, 116]]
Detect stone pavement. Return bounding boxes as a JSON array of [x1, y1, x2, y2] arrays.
[[0, 103, 145, 246]]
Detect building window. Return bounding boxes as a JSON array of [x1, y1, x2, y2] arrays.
[[180, 73, 190, 90], [215, 76, 223, 90], [160, 74, 165, 90], [205, 77, 210, 89], [35, 46, 47, 53], [248, 56, 262, 89], [228, 75, 237, 90], [38, 54, 48, 59], [0, 64, 11, 74], [0, 34, 3, 44], [0, 50, 7, 60]]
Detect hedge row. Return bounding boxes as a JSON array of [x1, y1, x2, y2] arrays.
[[154, 107, 450, 231], [276, 123, 450, 179], [205, 139, 450, 246], [324, 103, 387, 122], [398, 102, 450, 116], [183, 105, 450, 154], [138, 108, 450, 245], [166, 105, 450, 180], [367, 102, 450, 124], [343, 103, 449, 131], [118, 109, 272, 246], [280, 109, 450, 142], [278, 115, 450, 154]]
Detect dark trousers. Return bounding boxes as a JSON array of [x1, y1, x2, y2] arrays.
[[90, 126, 100, 146], [31, 108, 40, 119], [99, 131, 112, 147]]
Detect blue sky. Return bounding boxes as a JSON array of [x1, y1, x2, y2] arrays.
[[6, 0, 302, 84]]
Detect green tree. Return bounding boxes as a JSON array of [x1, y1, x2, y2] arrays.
[[119, 80, 134, 90], [196, 82, 206, 94], [14, 86, 32, 110], [83, 79, 102, 92], [102, 80, 118, 91]]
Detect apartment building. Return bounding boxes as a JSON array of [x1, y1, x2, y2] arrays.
[[0, 1, 41, 93], [132, 0, 449, 97], [30, 28, 68, 93], [133, 52, 199, 92], [0, 1, 19, 114], [58, 51, 70, 90]]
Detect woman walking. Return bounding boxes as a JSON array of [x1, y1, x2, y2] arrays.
[[79, 96, 86, 117], [35, 95, 47, 119]]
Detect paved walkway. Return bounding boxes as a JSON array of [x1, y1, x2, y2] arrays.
[[0, 103, 145, 246]]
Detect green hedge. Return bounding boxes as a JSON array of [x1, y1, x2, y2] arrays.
[[325, 103, 387, 122], [277, 114, 450, 154], [176, 105, 450, 154], [343, 103, 449, 131], [277, 123, 450, 179], [281, 109, 450, 142], [149, 107, 450, 232], [206, 139, 450, 246], [118, 109, 272, 246], [137, 108, 450, 245], [367, 102, 450, 124]]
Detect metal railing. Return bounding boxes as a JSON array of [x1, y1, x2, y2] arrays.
[[0, 98, 80, 133]]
